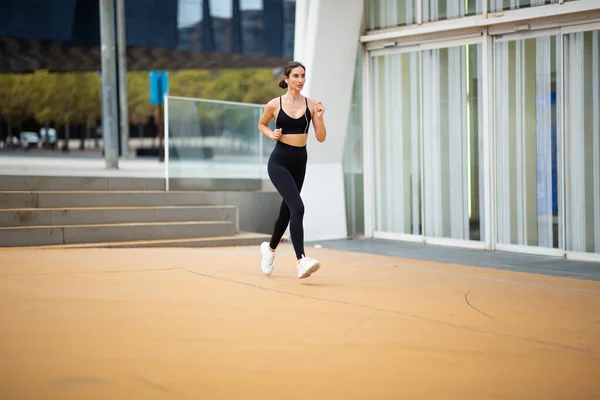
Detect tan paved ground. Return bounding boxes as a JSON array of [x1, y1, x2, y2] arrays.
[[0, 245, 599, 399]]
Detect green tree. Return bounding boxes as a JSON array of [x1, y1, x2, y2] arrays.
[[0, 74, 38, 143], [127, 71, 153, 125], [202, 68, 280, 104], [169, 70, 213, 98]]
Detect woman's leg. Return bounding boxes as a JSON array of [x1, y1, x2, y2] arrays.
[[268, 200, 290, 250], [268, 159, 306, 259]]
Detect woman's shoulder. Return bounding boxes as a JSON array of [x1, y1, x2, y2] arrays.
[[303, 96, 317, 105], [264, 96, 281, 109]]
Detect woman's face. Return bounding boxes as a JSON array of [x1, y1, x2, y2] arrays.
[[287, 66, 306, 91]]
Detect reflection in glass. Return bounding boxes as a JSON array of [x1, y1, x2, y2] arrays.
[[343, 46, 364, 237], [495, 35, 560, 248], [489, 0, 559, 12], [176, 0, 293, 56], [564, 30, 600, 254], [365, 0, 417, 30], [422, 44, 483, 241], [423, 0, 482, 23], [178, 0, 203, 51], [241, 0, 265, 54], [282, 0, 296, 58], [372, 52, 422, 235]]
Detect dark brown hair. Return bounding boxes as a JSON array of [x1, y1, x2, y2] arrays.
[[278, 61, 306, 89]]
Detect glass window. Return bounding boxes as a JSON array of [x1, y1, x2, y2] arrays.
[[343, 46, 365, 237], [423, 0, 482, 23], [495, 34, 560, 249], [210, 0, 233, 53], [365, 0, 417, 30], [372, 51, 422, 235], [422, 44, 483, 241], [176, 0, 293, 56], [178, 0, 203, 51], [282, 0, 296, 58], [489, 0, 559, 13], [564, 29, 600, 254], [241, 0, 265, 54]]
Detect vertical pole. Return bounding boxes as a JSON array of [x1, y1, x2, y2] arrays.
[[116, 0, 129, 158], [164, 95, 170, 191], [100, 0, 119, 169], [483, 31, 495, 250], [362, 47, 374, 237], [258, 108, 264, 179]]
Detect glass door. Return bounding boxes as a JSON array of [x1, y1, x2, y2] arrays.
[[368, 37, 485, 247], [563, 23, 600, 261], [422, 41, 484, 244], [493, 30, 563, 255], [370, 49, 422, 239]]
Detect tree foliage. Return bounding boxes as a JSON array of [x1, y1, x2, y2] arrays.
[[0, 68, 281, 129]]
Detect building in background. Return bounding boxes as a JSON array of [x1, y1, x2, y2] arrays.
[[296, 0, 600, 262], [0, 0, 295, 73], [0, 0, 295, 159]]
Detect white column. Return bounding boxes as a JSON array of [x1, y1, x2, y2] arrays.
[[296, 0, 364, 241], [293, 0, 310, 61]]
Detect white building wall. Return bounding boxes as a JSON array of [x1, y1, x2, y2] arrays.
[[293, 0, 364, 241]]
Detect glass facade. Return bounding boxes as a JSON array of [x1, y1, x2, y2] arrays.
[[423, 0, 481, 22], [422, 44, 482, 241], [365, 0, 484, 29], [370, 44, 482, 240], [363, 1, 578, 29], [0, 0, 294, 156], [489, 0, 559, 13], [363, 0, 600, 258], [372, 52, 422, 235], [0, 0, 295, 73], [495, 34, 560, 249], [177, 0, 295, 57], [564, 29, 600, 254], [343, 46, 365, 238], [365, 0, 417, 30]]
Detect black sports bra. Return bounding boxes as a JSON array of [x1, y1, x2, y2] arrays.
[[275, 96, 311, 135]]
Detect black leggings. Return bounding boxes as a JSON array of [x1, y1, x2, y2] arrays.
[[267, 141, 307, 260]]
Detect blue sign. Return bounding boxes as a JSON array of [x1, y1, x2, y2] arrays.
[[150, 71, 169, 105]]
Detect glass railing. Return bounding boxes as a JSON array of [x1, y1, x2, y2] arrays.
[[164, 96, 276, 188]]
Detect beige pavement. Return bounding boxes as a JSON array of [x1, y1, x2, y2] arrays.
[[0, 245, 599, 399]]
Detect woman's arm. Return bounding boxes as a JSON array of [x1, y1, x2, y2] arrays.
[[310, 98, 326, 143], [258, 99, 282, 141]]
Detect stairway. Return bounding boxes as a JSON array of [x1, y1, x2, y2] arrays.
[[0, 175, 278, 248]]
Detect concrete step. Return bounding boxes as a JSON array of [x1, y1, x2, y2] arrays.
[[5, 232, 271, 249], [0, 175, 262, 192], [0, 221, 236, 247], [0, 190, 277, 209], [0, 191, 224, 208], [0, 191, 280, 235], [0, 206, 237, 227]]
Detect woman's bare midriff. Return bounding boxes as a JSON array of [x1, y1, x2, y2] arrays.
[[278, 134, 308, 147]]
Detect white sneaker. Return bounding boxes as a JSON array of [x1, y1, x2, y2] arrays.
[[260, 242, 276, 275], [297, 257, 321, 279]]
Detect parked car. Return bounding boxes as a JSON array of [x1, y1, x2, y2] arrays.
[[40, 127, 57, 149], [20, 132, 40, 149]]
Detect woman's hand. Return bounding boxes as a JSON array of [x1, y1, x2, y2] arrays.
[[270, 128, 282, 141], [312, 99, 327, 143], [315, 101, 325, 118]]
